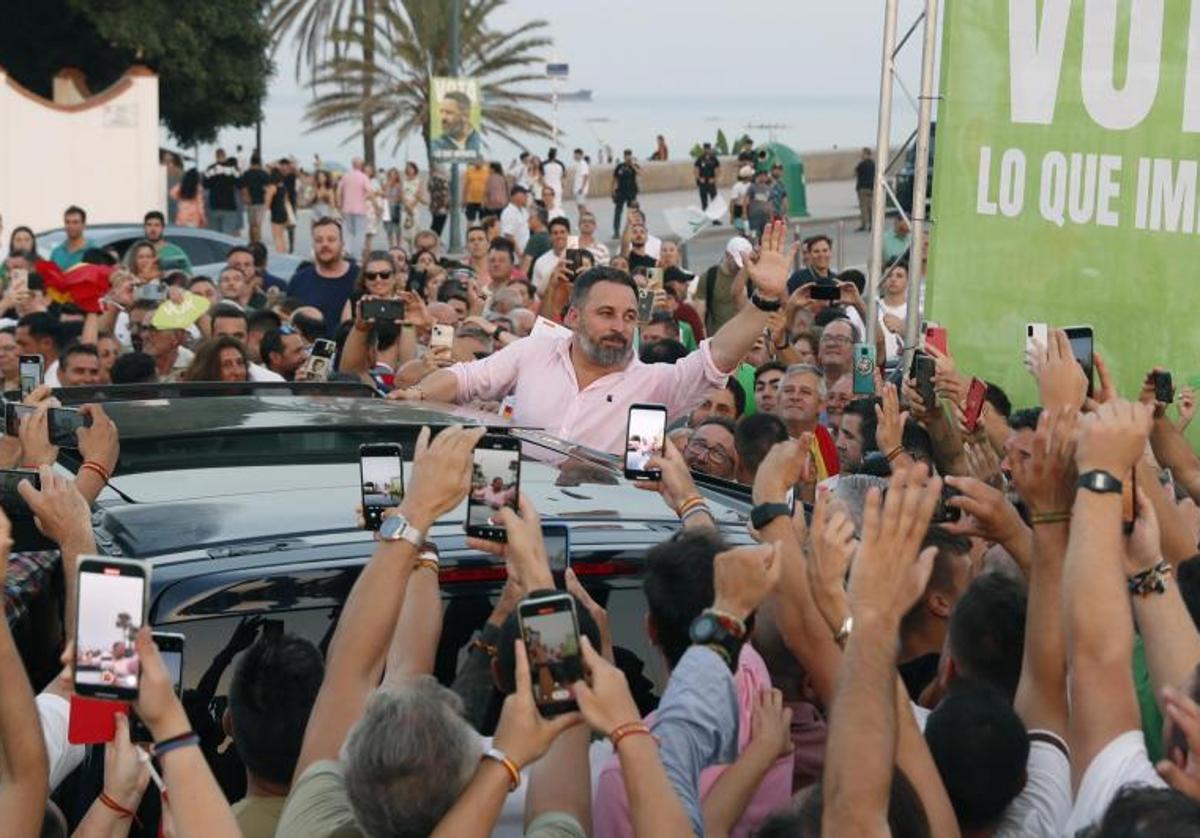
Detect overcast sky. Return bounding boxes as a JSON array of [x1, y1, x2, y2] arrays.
[[177, 0, 933, 164]]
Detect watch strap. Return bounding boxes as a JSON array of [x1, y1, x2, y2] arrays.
[[748, 289, 782, 312], [1076, 469, 1123, 495], [381, 513, 425, 547], [750, 502, 792, 531]]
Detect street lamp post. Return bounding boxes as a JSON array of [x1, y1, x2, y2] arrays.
[[447, 0, 463, 254]]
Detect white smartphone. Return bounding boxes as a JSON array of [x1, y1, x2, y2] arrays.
[[1025, 322, 1047, 367], [431, 324, 455, 350]]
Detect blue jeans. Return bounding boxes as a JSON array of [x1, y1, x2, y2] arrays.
[[343, 212, 366, 260], [209, 209, 241, 237]]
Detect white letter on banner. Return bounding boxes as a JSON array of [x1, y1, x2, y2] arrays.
[[977, 146, 998, 215], [1183, 0, 1200, 131], [1068, 153, 1098, 224], [1096, 155, 1123, 227], [1135, 157, 1152, 228], [1040, 152, 1068, 227], [1149, 158, 1197, 233], [999, 149, 1027, 216], [1081, 0, 1163, 130], [1009, 0, 1072, 124]]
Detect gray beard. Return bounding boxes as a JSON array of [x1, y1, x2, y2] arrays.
[[577, 330, 632, 367]]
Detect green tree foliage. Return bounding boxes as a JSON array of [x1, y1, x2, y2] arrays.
[[0, 0, 272, 146]]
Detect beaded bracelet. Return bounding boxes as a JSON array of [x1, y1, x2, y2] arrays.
[[1128, 560, 1172, 598], [609, 721, 654, 747]]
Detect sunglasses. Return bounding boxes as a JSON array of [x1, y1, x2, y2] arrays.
[[364, 270, 393, 280], [278, 324, 298, 336]]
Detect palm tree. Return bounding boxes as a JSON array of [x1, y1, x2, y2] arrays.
[[268, 0, 386, 166], [304, 0, 553, 171]]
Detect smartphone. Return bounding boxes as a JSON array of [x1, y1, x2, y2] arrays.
[[4, 402, 33, 436], [565, 248, 584, 275], [543, 524, 570, 574], [68, 694, 130, 745], [74, 557, 149, 701], [923, 323, 948, 356], [911, 352, 937, 408], [624, 403, 667, 480], [637, 288, 655, 322], [360, 443, 404, 531], [9, 267, 27, 289], [932, 485, 963, 524], [134, 283, 167, 302], [1064, 325, 1095, 397], [466, 434, 521, 541], [361, 299, 406, 322], [431, 324, 455, 350], [645, 267, 664, 292], [1153, 370, 1175, 405], [0, 468, 39, 516], [517, 592, 583, 716], [19, 354, 43, 397], [131, 632, 185, 741], [300, 338, 337, 382], [810, 283, 841, 302], [26, 272, 45, 292], [963, 377, 988, 434], [48, 406, 92, 447], [852, 343, 876, 395], [1123, 468, 1136, 535]]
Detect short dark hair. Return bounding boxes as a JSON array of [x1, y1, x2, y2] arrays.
[[754, 360, 787, 383], [949, 573, 1028, 699], [901, 419, 934, 465], [226, 245, 254, 262], [248, 309, 282, 335], [806, 233, 832, 249], [643, 530, 725, 667], [646, 310, 680, 338], [725, 377, 746, 417], [925, 680, 1029, 830], [249, 240, 270, 268], [1090, 785, 1200, 837], [1008, 407, 1042, 432], [229, 633, 324, 785], [837, 268, 866, 294], [61, 342, 100, 367], [984, 381, 1012, 418], [143, 210, 165, 225], [734, 413, 789, 479], [548, 217, 571, 234], [211, 304, 249, 325], [187, 275, 215, 290], [639, 339, 688, 364], [17, 312, 61, 347], [110, 352, 156, 384], [260, 328, 293, 368], [843, 397, 880, 455], [311, 216, 343, 238], [766, 769, 930, 838], [488, 237, 516, 260], [569, 266, 639, 310], [64, 205, 86, 222], [291, 312, 326, 343]]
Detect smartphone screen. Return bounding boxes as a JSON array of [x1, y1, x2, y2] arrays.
[[48, 407, 91, 447], [1064, 326, 1094, 397], [4, 403, 33, 437], [1154, 371, 1175, 405], [466, 435, 521, 541], [911, 353, 937, 407], [19, 354, 43, 397], [624, 404, 667, 480], [517, 593, 583, 716], [0, 468, 39, 516], [543, 524, 570, 573], [74, 558, 148, 701], [362, 299, 406, 322], [810, 283, 841, 301], [360, 443, 404, 531], [636, 288, 655, 322]]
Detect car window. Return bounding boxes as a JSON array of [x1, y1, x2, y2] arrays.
[[172, 234, 227, 265]]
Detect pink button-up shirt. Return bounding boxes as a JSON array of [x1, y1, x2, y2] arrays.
[[338, 169, 371, 215], [450, 332, 729, 455]]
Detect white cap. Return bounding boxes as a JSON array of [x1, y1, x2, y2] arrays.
[[725, 237, 754, 269]]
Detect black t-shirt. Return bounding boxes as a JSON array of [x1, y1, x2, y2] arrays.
[[239, 168, 272, 204], [694, 154, 719, 181], [898, 652, 940, 701], [613, 162, 639, 198], [787, 267, 838, 295], [855, 158, 876, 190], [205, 161, 241, 210], [628, 251, 656, 273], [284, 172, 298, 207]]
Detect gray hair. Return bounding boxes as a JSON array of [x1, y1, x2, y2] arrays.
[[832, 474, 889, 536], [784, 363, 827, 398], [342, 677, 481, 837], [490, 287, 522, 314]]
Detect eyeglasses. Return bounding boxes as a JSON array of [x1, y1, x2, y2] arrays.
[[685, 438, 733, 466], [364, 270, 393, 280], [820, 334, 854, 345]]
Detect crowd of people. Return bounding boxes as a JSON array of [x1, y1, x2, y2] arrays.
[[2, 137, 1200, 837]]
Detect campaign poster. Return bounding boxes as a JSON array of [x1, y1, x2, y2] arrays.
[[430, 76, 483, 163]]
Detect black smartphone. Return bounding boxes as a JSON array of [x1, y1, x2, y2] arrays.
[[636, 287, 655, 322], [4, 402, 33, 437], [1064, 325, 1095, 397], [301, 338, 337, 382], [932, 485, 962, 524], [48, 407, 92, 447], [517, 592, 583, 716], [0, 468, 39, 516], [543, 524, 570, 574], [624, 403, 667, 480], [134, 283, 166, 303], [26, 272, 45, 292], [360, 443, 404, 531], [131, 632, 185, 741], [74, 557, 149, 701], [810, 284, 841, 302], [361, 299, 406, 322], [1153, 370, 1175, 405], [19, 354, 43, 397], [466, 434, 521, 541], [565, 248, 584, 275], [911, 352, 937, 408]]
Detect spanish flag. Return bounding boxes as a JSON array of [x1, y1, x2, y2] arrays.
[[35, 260, 112, 314], [810, 424, 841, 481]]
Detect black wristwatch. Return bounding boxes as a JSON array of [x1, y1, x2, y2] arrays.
[[750, 502, 792, 531], [748, 288, 782, 312], [1076, 470, 1123, 495], [689, 610, 746, 673], [491, 324, 505, 341]]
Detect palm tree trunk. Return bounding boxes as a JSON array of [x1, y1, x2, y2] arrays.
[[361, 0, 377, 167]]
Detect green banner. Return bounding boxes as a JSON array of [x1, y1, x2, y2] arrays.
[[928, 0, 1200, 409]]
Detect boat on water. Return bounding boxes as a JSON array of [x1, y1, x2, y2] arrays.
[[558, 89, 592, 102]]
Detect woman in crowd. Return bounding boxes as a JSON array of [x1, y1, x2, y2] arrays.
[[124, 240, 162, 283], [341, 251, 401, 323], [311, 170, 336, 220], [269, 163, 294, 254], [1, 226, 38, 284], [364, 163, 385, 256], [401, 162, 426, 251], [482, 161, 508, 219], [650, 134, 670, 160], [0, 328, 19, 391], [170, 168, 206, 227], [428, 167, 450, 238], [525, 155, 545, 199], [182, 336, 250, 382], [97, 332, 121, 383], [384, 167, 403, 247]]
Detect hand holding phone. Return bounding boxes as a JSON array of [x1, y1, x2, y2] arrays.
[[19, 354, 43, 397], [1064, 325, 1095, 397], [74, 558, 149, 701], [963, 377, 988, 434], [361, 298, 406, 323], [466, 435, 521, 541], [518, 592, 583, 716], [360, 443, 404, 530], [624, 404, 667, 480], [431, 324, 455, 350]]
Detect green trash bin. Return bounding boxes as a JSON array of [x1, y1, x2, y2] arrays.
[[760, 142, 808, 218]]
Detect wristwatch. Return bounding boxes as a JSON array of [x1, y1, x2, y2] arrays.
[[379, 512, 425, 547], [1076, 470, 1123, 495], [689, 610, 747, 673], [748, 288, 782, 312], [750, 502, 792, 531]]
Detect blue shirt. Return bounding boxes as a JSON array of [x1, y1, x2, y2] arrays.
[[287, 261, 358, 336], [650, 645, 739, 835], [49, 239, 95, 271]]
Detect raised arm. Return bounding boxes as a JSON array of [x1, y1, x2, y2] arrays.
[[1064, 400, 1154, 788], [19, 466, 96, 638], [1150, 413, 1200, 504], [708, 219, 794, 372]]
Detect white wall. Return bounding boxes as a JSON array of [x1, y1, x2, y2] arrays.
[[0, 66, 161, 235]]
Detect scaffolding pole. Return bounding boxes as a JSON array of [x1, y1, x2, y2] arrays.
[[864, 0, 899, 349], [904, 0, 940, 360]]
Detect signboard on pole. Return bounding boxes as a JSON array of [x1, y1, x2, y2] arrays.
[[546, 63, 569, 78], [927, 1, 1200, 406], [430, 77, 482, 163]]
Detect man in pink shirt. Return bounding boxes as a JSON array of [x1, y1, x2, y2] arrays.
[[390, 221, 796, 456], [337, 157, 372, 261]]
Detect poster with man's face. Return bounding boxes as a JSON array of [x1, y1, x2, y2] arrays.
[[430, 77, 483, 163]]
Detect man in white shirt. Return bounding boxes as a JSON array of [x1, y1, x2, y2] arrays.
[[531, 217, 572, 295], [542, 147, 566, 202], [577, 212, 609, 266], [499, 185, 531, 257], [572, 149, 591, 219]]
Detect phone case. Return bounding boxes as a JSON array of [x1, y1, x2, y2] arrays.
[[68, 694, 130, 745], [852, 344, 876, 395], [924, 326, 948, 356]]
